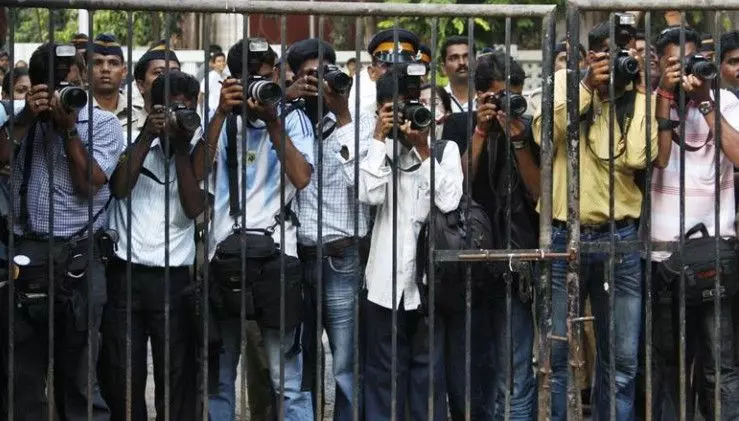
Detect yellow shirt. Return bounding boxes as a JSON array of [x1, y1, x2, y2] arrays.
[[534, 69, 658, 225]]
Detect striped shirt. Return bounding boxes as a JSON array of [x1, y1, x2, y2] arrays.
[[108, 109, 202, 267], [12, 108, 125, 238], [295, 112, 373, 245], [650, 89, 739, 262], [208, 110, 315, 260]]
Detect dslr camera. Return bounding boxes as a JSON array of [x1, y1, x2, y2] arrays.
[[484, 91, 528, 118], [53, 45, 87, 110], [611, 13, 640, 86], [393, 63, 433, 132], [310, 64, 353, 95], [683, 53, 718, 81], [165, 103, 201, 134], [231, 39, 283, 114]]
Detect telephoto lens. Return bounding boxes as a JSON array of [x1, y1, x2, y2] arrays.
[[322, 64, 353, 95], [488, 93, 528, 118], [166, 103, 201, 133], [247, 76, 283, 106], [613, 50, 640, 84], [57, 82, 87, 110], [403, 100, 433, 130], [684, 54, 718, 80]]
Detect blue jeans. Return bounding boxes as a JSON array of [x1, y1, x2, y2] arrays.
[[208, 319, 313, 421], [301, 244, 362, 421], [549, 223, 642, 421], [444, 291, 536, 421]]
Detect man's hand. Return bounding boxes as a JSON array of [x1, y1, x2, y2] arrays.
[[50, 93, 78, 132], [247, 97, 278, 124], [401, 121, 429, 148], [682, 74, 712, 104], [659, 56, 682, 92], [373, 103, 396, 141], [476, 92, 498, 134], [285, 74, 318, 101], [25, 85, 52, 117], [144, 105, 166, 137], [216, 78, 244, 116], [583, 52, 610, 91], [495, 111, 526, 140]]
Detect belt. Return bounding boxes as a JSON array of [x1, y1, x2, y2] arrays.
[[109, 256, 191, 273], [552, 218, 635, 234], [298, 237, 356, 259]]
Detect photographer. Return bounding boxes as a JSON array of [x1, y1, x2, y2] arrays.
[[440, 51, 538, 421], [642, 26, 739, 420], [286, 38, 372, 421], [100, 70, 205, 421], [206, 38, 314, 421], [533, 17, 660, 421], [341, 68, 463, 420], [0, 42, 124, 421]]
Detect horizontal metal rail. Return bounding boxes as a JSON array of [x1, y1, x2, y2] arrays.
[[568, 0, 739, 10], [0, 0, 556, 17]]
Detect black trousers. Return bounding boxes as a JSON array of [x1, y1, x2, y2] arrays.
[[98, 258, 197, 421], [0, 247, 109, 421]]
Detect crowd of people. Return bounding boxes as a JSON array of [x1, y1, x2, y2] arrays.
[[1, 9, 739, 421]]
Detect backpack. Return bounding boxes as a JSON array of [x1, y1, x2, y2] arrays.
[[415, 139, 495, 316]]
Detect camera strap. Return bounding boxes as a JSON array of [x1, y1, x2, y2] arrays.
[[226, 114, 241, 219]]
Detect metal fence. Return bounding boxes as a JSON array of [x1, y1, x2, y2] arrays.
[[1, 0, 738, 421]]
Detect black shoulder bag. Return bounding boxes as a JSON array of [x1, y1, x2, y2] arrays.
[[210, 114, 302, 330]]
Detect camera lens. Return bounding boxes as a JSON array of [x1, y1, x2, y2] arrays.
[[58, 86, 87, 110], [404, 103, 433, 129], [325, 67, 353, 95], [615, 52, 639, 78], [686, 55, 718, 80], [248, 80, 282, 106], [506, 94, 528, 118]]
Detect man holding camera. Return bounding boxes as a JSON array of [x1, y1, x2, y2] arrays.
[[0, 42, 124, 421], [533, 17, 660, 420], [342, 67, 463, 420], [100, 70, 205, 421], [440, 50, 539, 420], [286, 38, 372, 420], [641, 26, 739, 420], [206, 38, 314, 421]]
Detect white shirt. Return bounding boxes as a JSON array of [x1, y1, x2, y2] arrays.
[[348, 68, 376, 120], [295, 113, 374, 245], [445, 84, 477, 113], [208, 110, 315, 260], [200, 69, 227, 114], [340, 136, 463, 310], [108, 110, 202, 267]]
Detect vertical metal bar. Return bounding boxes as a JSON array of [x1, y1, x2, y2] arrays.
[[5, 8, 16, 420], [163, 16, 173, 421], [503, 16, 514, 421], [565, 5, 583, 420], [642, 11, 654, 421], [351, 15, 363, 421], [607, 13, 617, 421], [427, 16, 439, 421], [46, 12, 57, 421], [712, 11, 723, 420], [537, 10, 556, 421], [390, 20, 399, 421], [239, 13, 249, 421], [315, 16, 326, 421], [86, 10, 95, 421], [277, 13, 288, 421], [464, 18, 476, 421], [201, 13, 211, 420], [125, 10, 134, 421], [677, 14, 687, 421]]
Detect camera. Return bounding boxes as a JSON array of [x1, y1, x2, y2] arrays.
[[485, 92, 528, 118], [684, 54, 718, 81], [57, 81, 87, 110], [613, 50, 640, 85], [395, 63, 433, 131], [321, 64, 353, 95], [52, 45, 87, 110], [165, 103, 201, 133], [612, 13, 639, 85], [246, 75, 282, 106]]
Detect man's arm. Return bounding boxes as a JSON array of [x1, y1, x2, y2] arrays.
[[429, 141, 464, 213], [266, 120, 312, 190], [110, 109, 165, 198]]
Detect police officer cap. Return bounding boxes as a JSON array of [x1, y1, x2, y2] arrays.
[[367, 29, 420, 63], [418, 44, 432, 66], [286, 38, 336, 74]]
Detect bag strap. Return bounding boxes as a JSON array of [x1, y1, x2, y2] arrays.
[[415, 221, 430, 315], [19, 121, 38, 234], [225, 114, 241, 219]]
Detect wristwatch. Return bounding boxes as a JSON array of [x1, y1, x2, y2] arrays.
[[62, 127, 79, 140], [698, 101, 714, 116]]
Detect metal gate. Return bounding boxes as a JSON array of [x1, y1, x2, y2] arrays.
[[0, 0, 738, 420]]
